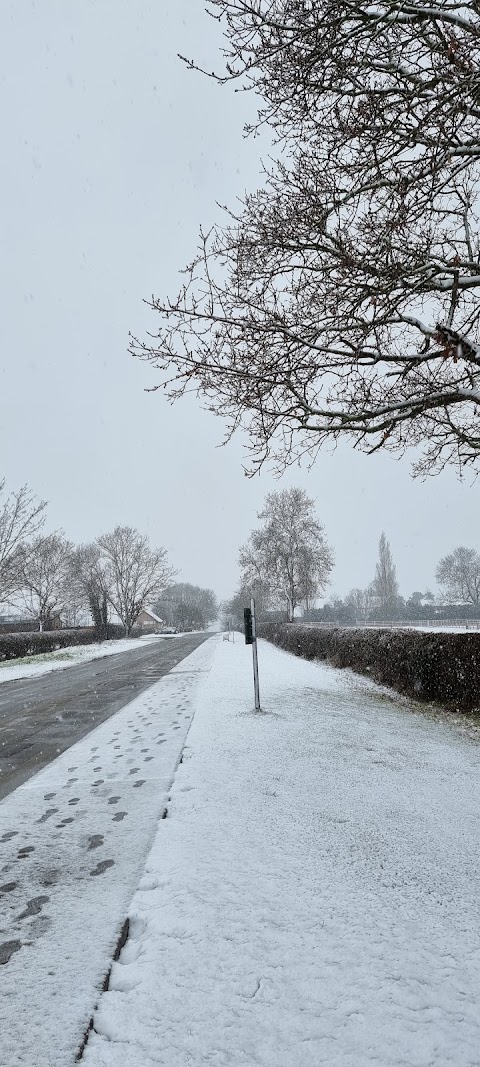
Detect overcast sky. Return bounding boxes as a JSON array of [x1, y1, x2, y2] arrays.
[[1, 0, 478, 605]]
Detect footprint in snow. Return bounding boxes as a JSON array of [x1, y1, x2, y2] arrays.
[[112, 812, 127, 822], [36, 809, 58, 824], [1, 832, 18, 842], [90, 860, 114, 877], [16, 895, 49, 921], [88, 835, 104, 850], [0, 940, 22, 965]]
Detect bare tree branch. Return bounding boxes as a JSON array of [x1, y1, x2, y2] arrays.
[[239, 488, 333, 620], [96, 526, 176, 635], [131, 1, 480, 475], [18, 532, 73, 630], [0, 481, 47, 604], [436, 545, 480, 604]]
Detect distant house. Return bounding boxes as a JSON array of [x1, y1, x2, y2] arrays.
[[134, 608, 164, 633]]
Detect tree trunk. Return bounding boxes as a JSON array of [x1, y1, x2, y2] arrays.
[[101, 594, 109, 640]]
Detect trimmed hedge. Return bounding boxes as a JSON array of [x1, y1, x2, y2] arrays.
[[260, 623, 480, 712], [0, 624, 128, 662]]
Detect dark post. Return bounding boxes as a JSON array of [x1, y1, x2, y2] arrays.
[[244, 607, 253, 644], [245, 599, 261, 711]]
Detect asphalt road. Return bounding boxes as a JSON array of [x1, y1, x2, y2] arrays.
[[0, 633, 209, 801]]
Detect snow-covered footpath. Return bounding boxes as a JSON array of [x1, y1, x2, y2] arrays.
[[0, 634, 159, 685], [84, 637, 480, 1067], [0, 638, 216, 1067]]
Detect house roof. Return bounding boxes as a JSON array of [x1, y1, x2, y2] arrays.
[[138, 607, 164, 624]]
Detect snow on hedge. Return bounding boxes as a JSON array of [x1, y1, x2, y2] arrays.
[[0, 634, 159, 685]]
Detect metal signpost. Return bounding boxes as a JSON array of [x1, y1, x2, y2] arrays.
[[244, 598, 261, 712]]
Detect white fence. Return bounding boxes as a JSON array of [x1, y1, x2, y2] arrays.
[[300, 619, 480, 631]]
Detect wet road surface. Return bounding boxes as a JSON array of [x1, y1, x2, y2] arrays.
[[0, 634, 209, 800]]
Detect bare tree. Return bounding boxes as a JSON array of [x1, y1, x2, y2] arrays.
[[240, 488, 333, 621], [18, 532, 73, 630], [0, 481, 47, 603], [70, 544, 112, 636], [61, 576, 90, 629], [436, 546, 480, 605], [97, 526, 175, 635], [154, 583, 218, 631], [345, 587, 374, 624], [132, 2, 480, 476], [222, 577, 272, 630], [371, 533, 399, 615]]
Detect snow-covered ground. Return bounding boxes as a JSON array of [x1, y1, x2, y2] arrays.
[[83, 636, 480, 1067], [411, 625, 480, 633], [384, 624, 480, 634], [0, 633, 160, 685], [0, 638, 216, 1067]]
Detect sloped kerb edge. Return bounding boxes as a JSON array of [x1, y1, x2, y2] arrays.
[[76, 915, 131, 1061], [75, 802, 171, 1061], [76, 802, 171, 1060]]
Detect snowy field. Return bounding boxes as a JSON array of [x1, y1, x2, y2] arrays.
[[387, 624, 480, 634], [0, 633, 160, 685], [411, 625, 480, 633], [83, 637, 480, 1067], [0, 638, 216, 1067], [302, 622, 480, 633]]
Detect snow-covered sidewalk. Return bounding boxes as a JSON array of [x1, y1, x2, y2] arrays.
[[84, 636, 480, 1067], [0, 633, 160, 685], [0, 638, 216, 1067]]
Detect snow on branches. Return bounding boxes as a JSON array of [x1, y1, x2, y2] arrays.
[[131, 1, 480, 475]]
